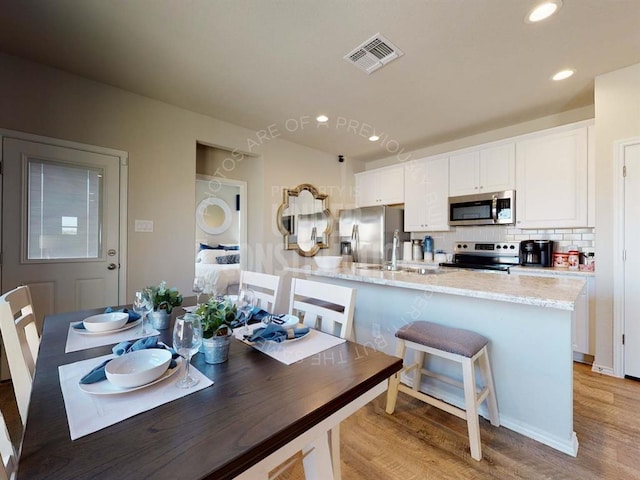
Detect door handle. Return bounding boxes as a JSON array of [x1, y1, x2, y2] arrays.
[[107, 263, 117, 270], [351, 225, 359, 263], [491, 195, 498, 224]]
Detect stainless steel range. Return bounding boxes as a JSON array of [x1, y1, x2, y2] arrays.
[[439, 241, 520, 273]]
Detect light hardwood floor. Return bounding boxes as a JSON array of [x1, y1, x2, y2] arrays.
[[278, 363, 640, 480], [3, 363, 640, 479]]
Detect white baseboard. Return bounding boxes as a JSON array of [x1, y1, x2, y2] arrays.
[[591, 363, 617, 377]]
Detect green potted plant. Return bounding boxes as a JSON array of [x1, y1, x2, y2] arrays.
[[196, 296, 237, 364], [147, 280, 183, 330]]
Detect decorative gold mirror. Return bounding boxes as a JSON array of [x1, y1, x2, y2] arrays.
[[276, 184, 334, 257]]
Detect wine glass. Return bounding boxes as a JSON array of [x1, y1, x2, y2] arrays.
[[192, 276, 205, 306], [133, 289, 153, 335], [236, 288, 256, 335], [173, 313, 203, 388]]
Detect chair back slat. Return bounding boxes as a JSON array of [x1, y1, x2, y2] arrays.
[[289, 278, 356, 340], [0, 286, 40, 427], [239, 271, 282, 312]]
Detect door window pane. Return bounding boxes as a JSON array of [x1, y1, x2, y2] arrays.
[[27, 159, 103, 260]]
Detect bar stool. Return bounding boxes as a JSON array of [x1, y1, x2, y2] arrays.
[[385, 321, 500, 461]]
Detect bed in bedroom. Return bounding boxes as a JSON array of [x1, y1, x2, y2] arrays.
[[195, 248, 240, 296]]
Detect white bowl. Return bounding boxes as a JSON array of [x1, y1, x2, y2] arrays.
[[314, 255, 343, 269], [83, 312, 129, 332], [105, 349, 172, 388]]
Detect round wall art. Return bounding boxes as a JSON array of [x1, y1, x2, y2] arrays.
[[196, 197, 232, 235]]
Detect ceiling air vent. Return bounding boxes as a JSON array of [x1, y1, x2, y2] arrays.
[[344, 33, 404, 74]]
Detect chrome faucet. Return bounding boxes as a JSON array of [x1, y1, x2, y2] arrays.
[[390, 229, 400, 270]]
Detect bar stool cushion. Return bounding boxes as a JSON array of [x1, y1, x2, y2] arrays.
[[396, 321, 488, 358]]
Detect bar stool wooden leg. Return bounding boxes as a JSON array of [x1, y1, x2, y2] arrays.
[[478, 346, 500, 426], [462, 356, 482, 460], [411, 349, 425, 393]]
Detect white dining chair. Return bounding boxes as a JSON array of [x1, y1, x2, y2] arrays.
[[239, 271, 282, 312], [0, 286, 40, 426], [0, 406, 18, 480], [288, 278, 356, 341], [276, 278, 357, 480]]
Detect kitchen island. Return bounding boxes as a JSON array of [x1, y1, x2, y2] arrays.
[[287, 263, 587, 456]]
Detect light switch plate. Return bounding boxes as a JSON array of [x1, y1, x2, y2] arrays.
[[134, 220, 154, 232]]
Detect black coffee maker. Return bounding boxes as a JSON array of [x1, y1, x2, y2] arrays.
[[520, 240, 554, 267]]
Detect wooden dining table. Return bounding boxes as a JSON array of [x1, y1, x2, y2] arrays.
[[18, 305, 402, 479]]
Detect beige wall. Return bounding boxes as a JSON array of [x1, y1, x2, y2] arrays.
[[0, 52, 356, 299], [593, 62, 640, 371]]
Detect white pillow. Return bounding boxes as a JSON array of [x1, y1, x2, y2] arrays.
[[197, 249, 239, 264]]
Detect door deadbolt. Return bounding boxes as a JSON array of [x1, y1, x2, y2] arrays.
[[107, 263, 117, 270], [107, 249, 117, 256]]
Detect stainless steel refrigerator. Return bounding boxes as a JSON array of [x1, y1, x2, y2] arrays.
[[338, 206, 408, 264]]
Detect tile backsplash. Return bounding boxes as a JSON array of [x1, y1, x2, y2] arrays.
[[410, 226, 595, 254]]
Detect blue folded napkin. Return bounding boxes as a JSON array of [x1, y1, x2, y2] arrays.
[[72, 307, 141, 330], [230, 306, 265, 328], [247, 323, 309, 343], [79, 337, 179, 385]]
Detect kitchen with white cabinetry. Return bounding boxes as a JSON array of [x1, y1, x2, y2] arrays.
[[449, 143, 515, 196], [353, 118, 597, 359], [355, 163, 404, 207]]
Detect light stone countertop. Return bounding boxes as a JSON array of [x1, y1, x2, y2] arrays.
[[509, 265, 596, 277], [288, 263, 587, 311]]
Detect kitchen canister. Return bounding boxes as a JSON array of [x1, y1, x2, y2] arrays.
[[553, 252, 569, 268], [403, 241, 412, 261], [568, 249, 580, 270], [412, 240, 423, 260]]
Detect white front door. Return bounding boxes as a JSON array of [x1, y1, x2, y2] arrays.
[[623, 141, 640, 377], [1, 136, 124, 331]]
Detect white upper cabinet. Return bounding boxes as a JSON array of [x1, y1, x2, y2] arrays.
[[515, 125, 588, 229], [449, 143, 515, 196], [404, 156, 450, 232], [355, 163, 404, 207]]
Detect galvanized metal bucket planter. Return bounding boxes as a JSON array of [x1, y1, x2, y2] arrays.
[[202, 328, 233, 364], [148, 310, 171, 330]]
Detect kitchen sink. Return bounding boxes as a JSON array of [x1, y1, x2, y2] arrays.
[[357, 264, 445, 275]]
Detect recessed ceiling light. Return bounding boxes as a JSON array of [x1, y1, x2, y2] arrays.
[[526, 0, 562, 23], [369, 135, 380, 142], [316, 115, 329, 123], [552, 69, 575, 81]]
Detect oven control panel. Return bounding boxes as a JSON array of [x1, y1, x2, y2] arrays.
[[454, 241, 520, 256]]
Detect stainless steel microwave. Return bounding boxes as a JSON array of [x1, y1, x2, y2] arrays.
[[448, 190, 515, 226]]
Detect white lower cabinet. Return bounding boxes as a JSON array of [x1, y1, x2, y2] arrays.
[[404, 156, 450, 232], [512, 268, 594, 356]]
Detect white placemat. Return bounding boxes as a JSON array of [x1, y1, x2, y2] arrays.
[[65, 322, 160, 353], [234, 324, 346, 365], [59, 354, 213, 440]]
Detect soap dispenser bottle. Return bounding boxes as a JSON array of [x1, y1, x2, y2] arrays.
[[423, 235, 434, 261]]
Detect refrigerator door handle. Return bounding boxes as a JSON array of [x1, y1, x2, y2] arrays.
[[351, 224, 359, 263]]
